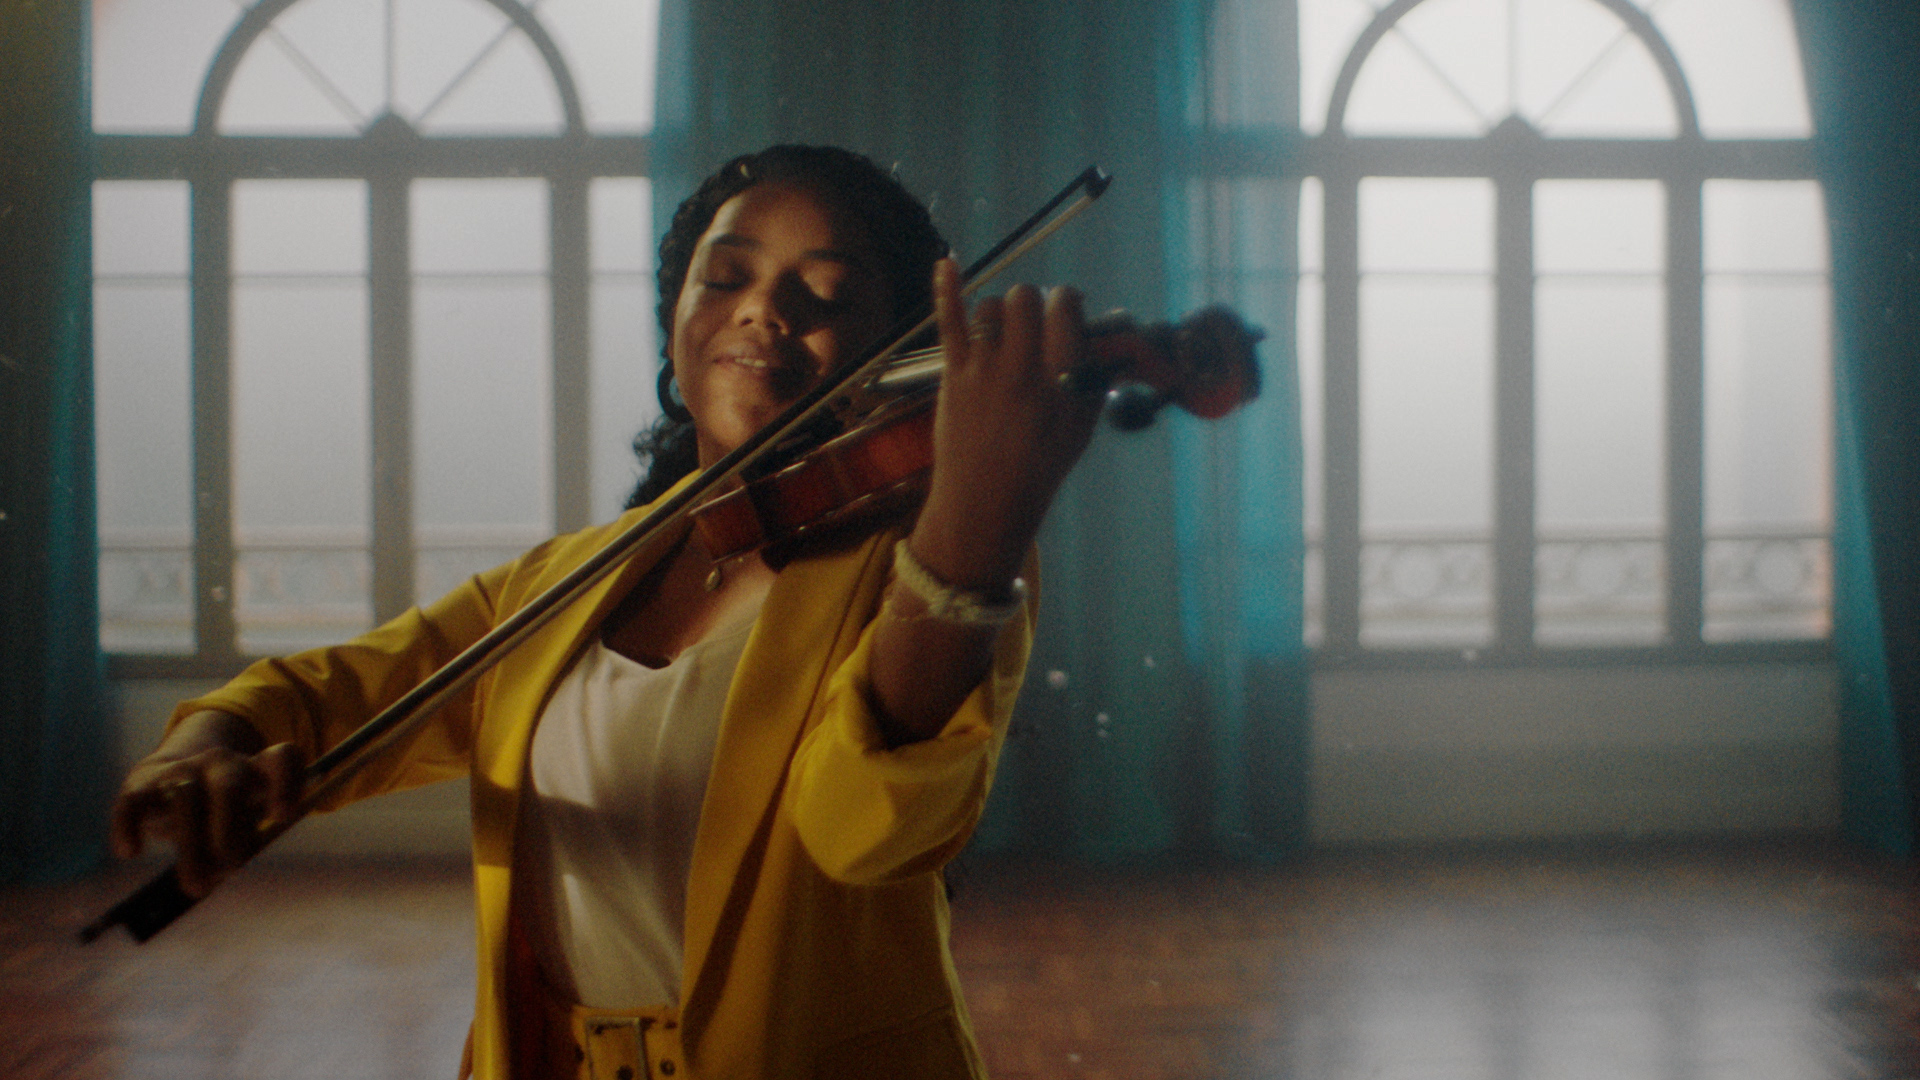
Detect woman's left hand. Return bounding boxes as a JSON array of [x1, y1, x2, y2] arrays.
[[907, 256, 1105, 594]]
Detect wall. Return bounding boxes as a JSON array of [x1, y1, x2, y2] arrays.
[[114, 662, 1837, 856], [1312, 662, 1837, 844]]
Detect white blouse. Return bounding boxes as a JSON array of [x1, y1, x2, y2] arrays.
[[513, 595, 765, 1009]]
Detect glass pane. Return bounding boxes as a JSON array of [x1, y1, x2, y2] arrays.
[[1336, 0, 1679, 137], [589, 177, 658, 523], [1358, 179, 1495, 647], [589, 176, 652, 275], [1523, 0, 1676, 138], [1299, 0, 1378, 134], [1391, 0, 1509, 126], [263, 0, 386, 123], [1535, 180, 1663, 274], [95, 181, 193, 653], [1298, 175, 1325, 276], [1703, 181, 1831, 642], [1534, 280, 1665, 644], [231, 181, 374, 654], [412, 24, 566, 135], [234, 181, 370, 275], [413, 177, 547, 273], [219, 14, 369, 136], [1344, 20, 1489, 136], [1362, 178, 1494, 273], [91, 0, 237, 133], [393, 0, 511, 121], [1703, 279, 1831, 641], [99, 0, 658, 137], [412, 179, 552, 602], [1704, 181, 1828, 274], [94, 180, 191, 275], [535, 0, 661, 132], [1534, 180, 1664, 645], [390, 0, 558, 135], [1646, 0, 1813, 137]]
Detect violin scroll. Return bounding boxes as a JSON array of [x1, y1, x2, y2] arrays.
[[1076, 306, 1264, 431]]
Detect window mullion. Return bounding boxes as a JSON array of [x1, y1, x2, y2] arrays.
[[1322, 172, 1362, 652], [551, 170, 590, 532], [1494, 173, 1536, 652], [1666, 174, 1705, 648], [369, 171, 413, 624], [191, 177, 239, 660]]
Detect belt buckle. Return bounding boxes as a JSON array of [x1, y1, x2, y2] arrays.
[[583, 1015, 653, 1080]]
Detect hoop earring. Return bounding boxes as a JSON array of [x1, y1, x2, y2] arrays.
[[657, 363, 694, 424]]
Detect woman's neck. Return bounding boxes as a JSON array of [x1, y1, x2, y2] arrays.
[[600, 536, 773, 668]]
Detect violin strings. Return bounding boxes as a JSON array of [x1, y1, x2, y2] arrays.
[[873, 345, 946, 388], [869, 187, 1105, 392]]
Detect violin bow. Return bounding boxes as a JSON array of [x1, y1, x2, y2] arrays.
[[80, 165, 1112, 945]]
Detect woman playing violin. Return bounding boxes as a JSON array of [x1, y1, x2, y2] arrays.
[[108, 145, 1104, 1079]]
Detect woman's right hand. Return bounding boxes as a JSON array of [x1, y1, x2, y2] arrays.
[[109, 710, 306, 897]]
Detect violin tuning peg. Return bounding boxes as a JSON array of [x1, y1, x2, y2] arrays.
[[1106, 385, 1172, 431], [1061, 364, 1114, 396], [1083, 310, 1137, 338]]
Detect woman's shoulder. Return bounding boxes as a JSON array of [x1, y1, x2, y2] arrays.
[[489, 474, 707, 600], [499, 511, 650, 592]]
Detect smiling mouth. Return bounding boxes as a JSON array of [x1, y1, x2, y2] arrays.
[[715, 347, 817, 396]]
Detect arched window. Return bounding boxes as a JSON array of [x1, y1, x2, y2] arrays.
[[1193, 0, 1825, 659], [93, 0, 660, 670]]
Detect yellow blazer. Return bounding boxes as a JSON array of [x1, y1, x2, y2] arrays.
[[173, 478, 1034, 1078]]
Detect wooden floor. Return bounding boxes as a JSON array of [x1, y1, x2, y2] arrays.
[[5, 839, 1918, 1079]]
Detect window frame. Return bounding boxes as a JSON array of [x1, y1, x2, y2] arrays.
[[1200, 0, 1827, 669], [97, 0, 650, 678]]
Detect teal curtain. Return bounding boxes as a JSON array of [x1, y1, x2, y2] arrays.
[[1793, 0, 1920, 854], [654, 0, 1308, 860], [0, 0, 112, 884], [1163, 0, 1311, 859]]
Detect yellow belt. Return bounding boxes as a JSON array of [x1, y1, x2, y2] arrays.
[[568, 1007, 682, 1080], [499, 907, 689, 1080], [518, 968, 684, 1080]]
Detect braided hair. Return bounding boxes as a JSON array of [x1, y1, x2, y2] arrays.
[[624, 146, 949, 509]]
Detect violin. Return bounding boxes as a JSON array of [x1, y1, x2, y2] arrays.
[[82, 165, 1263, 945], [693, 305, 1263, 566]]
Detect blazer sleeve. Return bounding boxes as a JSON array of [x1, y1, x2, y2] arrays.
[[784, 555, 1036, 886], [166, 556, 520, 811]]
